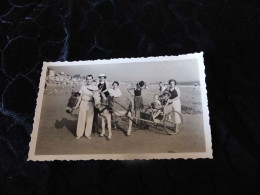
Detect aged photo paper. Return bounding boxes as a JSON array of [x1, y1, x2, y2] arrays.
[[28, 52, 212, 160]]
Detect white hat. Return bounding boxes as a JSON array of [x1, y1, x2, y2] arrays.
[[98, 73, 106, 78]]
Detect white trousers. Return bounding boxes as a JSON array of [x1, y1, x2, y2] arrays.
[[172, 99, 181, 124], [76, 101, 94, 137]]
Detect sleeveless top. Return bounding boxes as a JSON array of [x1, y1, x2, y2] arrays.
[[98, 82, 109, 97], [134, 87, 142, 96], [167, 88, 178, 99]]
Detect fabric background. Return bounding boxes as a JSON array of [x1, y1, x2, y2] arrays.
[[0, 0, 260, 194]]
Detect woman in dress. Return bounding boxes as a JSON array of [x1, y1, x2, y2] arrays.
[[164, 79, 182, 129]]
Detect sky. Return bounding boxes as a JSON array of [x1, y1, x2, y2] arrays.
[[49, 59, 200, 83]]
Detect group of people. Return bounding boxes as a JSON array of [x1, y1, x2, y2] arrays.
[[151, 80, 181, 128], [128, 79, 181, 128], [72, 73, 181, 140], [72, 73, 123, 140]]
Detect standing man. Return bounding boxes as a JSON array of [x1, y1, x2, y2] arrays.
[[74, 75, 98, 140]]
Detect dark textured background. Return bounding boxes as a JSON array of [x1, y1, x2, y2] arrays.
[[0, 0, 260, 194]]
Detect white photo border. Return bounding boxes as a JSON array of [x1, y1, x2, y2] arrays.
[[28, 52, 212, 161]]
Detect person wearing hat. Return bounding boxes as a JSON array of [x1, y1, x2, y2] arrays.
[[97, 73, 110, 102], [164, 79, 182, 129], [160, 91, 171, 105]]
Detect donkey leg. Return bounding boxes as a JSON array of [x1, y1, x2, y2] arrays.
[[107, 113, 112, 140], [100, 115, 105, 136], [127, 112, 132, 136]]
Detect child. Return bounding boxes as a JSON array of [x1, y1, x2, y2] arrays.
[[151, 94, 163, 124], [97, 73, 109, 102]]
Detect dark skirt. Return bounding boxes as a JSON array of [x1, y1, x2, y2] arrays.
[[134, 96, 143, 110]]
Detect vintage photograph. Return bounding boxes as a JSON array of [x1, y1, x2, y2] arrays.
[[28, 53, 212, 160]]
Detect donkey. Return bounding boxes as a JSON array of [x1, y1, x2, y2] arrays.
[[93, 91, 133, 140]]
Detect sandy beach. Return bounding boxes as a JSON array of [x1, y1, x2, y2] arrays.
[[35, 84, 206, 155]]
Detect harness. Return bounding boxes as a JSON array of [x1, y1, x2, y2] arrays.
[[98, 97, 132, 118], [97, 96, 114, 114]]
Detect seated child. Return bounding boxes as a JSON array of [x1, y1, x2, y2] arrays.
[[160, 91, 171, 105], [151, 94, 163, 123]]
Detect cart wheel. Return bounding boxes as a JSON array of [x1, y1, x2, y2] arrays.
[[163, 111, 183, 135]]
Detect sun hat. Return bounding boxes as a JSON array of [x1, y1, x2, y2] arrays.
[[162, 91, 171, 97], [98, 73, 106, 78]]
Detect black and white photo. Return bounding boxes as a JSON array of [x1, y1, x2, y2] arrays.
[[29, 53, 212, 160]]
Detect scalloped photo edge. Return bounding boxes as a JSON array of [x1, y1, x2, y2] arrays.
[[28, 52, 212, 161]]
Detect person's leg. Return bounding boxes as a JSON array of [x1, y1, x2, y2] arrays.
[[152, 110, 161, 124], [92, 107, 99, 134], [135, 109, 140, 125], [111, 113, 118, 129], [100, 114, 106, 136], [84, 103, 94, 138], [106, 113, 112, 139], [76, 101, 87, 138], [127, 111, 133, 136], [153, 110, 161, 119]]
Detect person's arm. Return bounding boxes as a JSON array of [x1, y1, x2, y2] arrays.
[[127, 87, 135, 97], [165, 98, 174, 105], [172, 87, 181, 101], [127, 87, 135, 90]]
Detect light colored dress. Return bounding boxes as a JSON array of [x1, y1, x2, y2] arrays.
[[108, 88, 122, 98], [165, 87, 181, 124]]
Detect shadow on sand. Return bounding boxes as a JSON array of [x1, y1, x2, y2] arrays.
[[55, 117, 78, 136], [146, 124, 168, 135]]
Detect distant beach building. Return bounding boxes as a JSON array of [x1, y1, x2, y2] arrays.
[[46, 68, 55, 83], [72, 74, 85, 85], [48, 69, 55, 77]]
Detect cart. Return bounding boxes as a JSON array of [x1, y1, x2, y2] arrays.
[[133, 104, 183, 135], [98, 96, 183, 135]]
